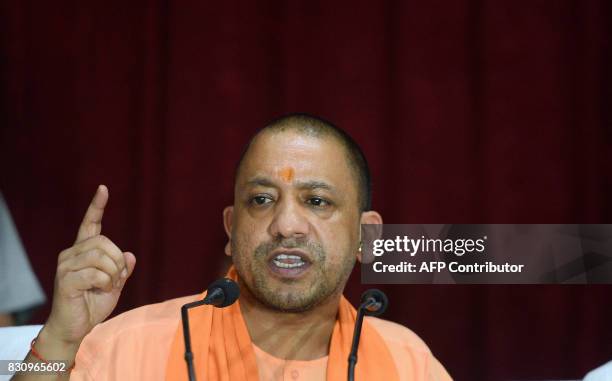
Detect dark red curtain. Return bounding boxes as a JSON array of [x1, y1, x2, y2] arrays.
[[1, 1, 611, 380]]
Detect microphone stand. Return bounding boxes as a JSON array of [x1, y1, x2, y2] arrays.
[[347, 303, 368, 381], [181, 300, 209, 381], [347, 289, 387, 381], [181, 281, 236, 381]]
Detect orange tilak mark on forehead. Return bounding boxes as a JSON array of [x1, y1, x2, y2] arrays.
[[278, 167, 295, 183]]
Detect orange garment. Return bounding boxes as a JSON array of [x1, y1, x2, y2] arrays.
[[249, 318, 452, 381], [164, 268, 399, 381], [71, 274, 452, 381]]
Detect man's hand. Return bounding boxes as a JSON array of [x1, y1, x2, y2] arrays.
[[12, 186, 136, 380], [44, 185, 136, 346]]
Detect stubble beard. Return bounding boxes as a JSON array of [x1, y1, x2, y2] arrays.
[[232, 237, 356, 313]]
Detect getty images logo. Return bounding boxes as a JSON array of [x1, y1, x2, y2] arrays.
[[372, 236, 488, 257]]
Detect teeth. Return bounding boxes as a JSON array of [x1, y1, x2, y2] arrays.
[[272, 253, 307, 270], [275, 254, 303, 261], [273, 259, 305, 269]]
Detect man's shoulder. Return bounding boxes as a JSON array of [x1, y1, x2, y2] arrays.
[[367, 317, 453, 381], [83, 293, 199, 347], [73, 295, 201, 380], [366, 316, 432, 355]]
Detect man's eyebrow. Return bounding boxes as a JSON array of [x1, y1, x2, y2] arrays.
[[295, 180, 336, 193], [245, 177, 277, 188], [244, 177, 336, 193]]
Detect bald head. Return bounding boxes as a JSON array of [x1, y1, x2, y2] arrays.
[[235, 113, 372, 211]]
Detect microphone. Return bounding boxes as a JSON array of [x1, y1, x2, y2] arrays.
[[202, 278, 240, 307], [347, 289, 388, 381], [359, 289, 388, 316], [181, 278, 240, 381]]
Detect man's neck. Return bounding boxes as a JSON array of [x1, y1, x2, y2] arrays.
[[239, 287, 340, 361]]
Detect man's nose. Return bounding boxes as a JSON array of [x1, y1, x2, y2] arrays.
[[268, 198, 310, 239]]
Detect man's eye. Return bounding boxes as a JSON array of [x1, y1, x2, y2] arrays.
[[251, 196, 272, 206], [307, 197, 330, 207]]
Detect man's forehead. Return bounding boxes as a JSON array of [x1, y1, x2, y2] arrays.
[[278, 167, 294, 183], [236, 131, 354, 187], [244, 176, 338, 196]]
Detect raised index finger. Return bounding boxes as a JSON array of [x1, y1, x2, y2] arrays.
[[75, 185, 109, 244]]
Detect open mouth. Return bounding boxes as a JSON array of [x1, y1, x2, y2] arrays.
[[267, 250, 312, 278]]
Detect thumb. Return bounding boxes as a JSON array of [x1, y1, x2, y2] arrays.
[[116, 252, 136, 290], [123, 252, 136, 278]]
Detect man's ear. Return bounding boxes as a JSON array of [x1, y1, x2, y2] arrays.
[[357, 210, 383, 263], [223, 206, 234, 257]]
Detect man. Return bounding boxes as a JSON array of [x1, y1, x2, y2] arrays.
[[15, 114, 451, 380]]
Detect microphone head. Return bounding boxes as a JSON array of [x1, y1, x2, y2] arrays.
[[207, 278, 240, 307], [360, 289, 388, 317]]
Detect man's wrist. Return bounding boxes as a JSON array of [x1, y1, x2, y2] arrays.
[[34, 325, 82, 363]]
